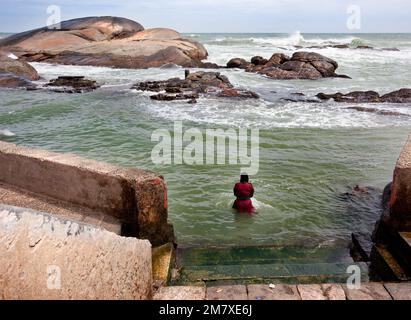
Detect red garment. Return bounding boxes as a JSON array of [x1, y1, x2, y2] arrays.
[[233, 182, 255, 213]]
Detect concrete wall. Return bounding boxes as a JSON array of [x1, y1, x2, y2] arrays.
[[389, 134, 411, 230], [0, 205, 152, 299], [0, 141, 174, 246]]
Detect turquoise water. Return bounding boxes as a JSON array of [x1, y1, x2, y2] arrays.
[[1, 33, 411, 249]]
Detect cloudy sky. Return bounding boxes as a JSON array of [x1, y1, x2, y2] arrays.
[[1, 0, 410, 33]]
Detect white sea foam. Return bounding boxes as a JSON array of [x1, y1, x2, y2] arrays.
[[0, 129, 16, 137]]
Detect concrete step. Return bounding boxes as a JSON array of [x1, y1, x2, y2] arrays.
[[178, 244, 353, 267], [351, 232, 373, 261], [394, 232, 411, 272], [176, 261, 369, 285], [371, 244, 411, 281], [173, 245, 367, 285], [152, 242, 175, 285]]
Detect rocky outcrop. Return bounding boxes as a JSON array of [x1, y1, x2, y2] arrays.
[[347, 107, 410, 117], [227, 51, 348, 80], [0, 205, 152, 299], [317, 89, 411, 104], [45, 76, 100, 93], [0, 16, 208, 69], [306, 44, 400, 51], [132, 70, 259, 103], [0, 72, 36, 89], [0, 51, 39, 80], [0, 51, 39, 89]]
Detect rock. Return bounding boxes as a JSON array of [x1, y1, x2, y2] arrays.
[[251, 56, 268, 66], [0, 205, 152, 299], [268, 53, 290, 65], [292, 51, 338, 68], [347, 106, 410, 117], [132, 71, 258, 102], [227, 51, 345, 80], [199, 62, 221, 69], [382, 47, 400, 52], [316, 88, 411, 104], [0, 72, 35, 89], [226, 57, 250, 69], [150, 92, 199, 101], [44, 76, 100, 93], [380, 88, 411, 103], [217, 87, 260, 99], [332, 44, 350, 49], [0, 17, 208, 69], [356, 45, 374, 50], [317, 91, 380, 103], [0, 51, 39, 81]]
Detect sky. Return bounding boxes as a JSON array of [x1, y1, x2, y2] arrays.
[[0, 0, 410, 33]]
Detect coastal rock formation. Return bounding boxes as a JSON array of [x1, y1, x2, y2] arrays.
[[0, 16, 208, 69], [0, 73, 36, 89], [0, 52, 39, 80], [317, 89, 411, 103], [0, 51, 38, 89], [306, 44, 400, 51], [132, 70, 259, 102], [45, 76, 100, 93], [227, 51, 348, 80]]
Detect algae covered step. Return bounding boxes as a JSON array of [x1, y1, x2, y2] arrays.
[[173, 245, 368, 285]]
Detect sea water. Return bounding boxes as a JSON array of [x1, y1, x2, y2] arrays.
[[1, 32, 411, 249]]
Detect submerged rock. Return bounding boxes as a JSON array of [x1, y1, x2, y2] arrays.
[[227, 51, 349, 80], [132, 70, 259, 102], [347, 107, 410, 117], [317, 89, 411, 104], [0, 16, 208, 69], [380, 89, 411, 103], [45, 76, 100, 93]]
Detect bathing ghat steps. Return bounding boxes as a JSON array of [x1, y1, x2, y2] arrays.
[[171, 244, 369, 285], [370, 232, 411, 281]]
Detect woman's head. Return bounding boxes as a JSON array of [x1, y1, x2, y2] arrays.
[[240, 174, 249, 183]]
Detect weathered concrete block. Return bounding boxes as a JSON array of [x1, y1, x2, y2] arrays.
[[0, 205, 152, 300], [0, 141, 174, 245], [389, 134, 411, 230], [298, 284, 346, 300], [247, 284, 301, 300], [153, 286, 205, 300]]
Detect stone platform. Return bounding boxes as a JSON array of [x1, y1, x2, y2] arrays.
[[153, 282, 411, 300]]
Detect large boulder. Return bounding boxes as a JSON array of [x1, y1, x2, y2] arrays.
[[0, 52, 39, 80], [316, 89, 411, 104], [226, 58, 250, 69], [380, 89, 411, 103], [0, 16, 208, 69], [226, 51, 347, 80], [132, 70, 259, 102], [0, 72, 35, 89]]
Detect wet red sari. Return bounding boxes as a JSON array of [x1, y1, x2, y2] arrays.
[[233, 182, 255, 213]]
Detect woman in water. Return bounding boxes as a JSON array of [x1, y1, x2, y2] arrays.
[[233, 173, 256, 214]]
